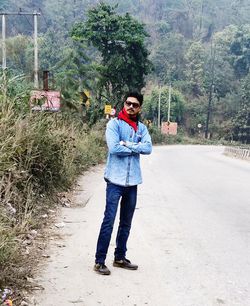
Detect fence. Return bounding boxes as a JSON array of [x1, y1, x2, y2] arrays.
[[224, 146, 250, 161]]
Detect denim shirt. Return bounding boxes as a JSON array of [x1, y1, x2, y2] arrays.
[[104, 118, 152, 186]]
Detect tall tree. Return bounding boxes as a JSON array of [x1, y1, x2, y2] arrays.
[[229, 25, 250, 78], [185, 41, 206, 96], [152, 33, 187, 84], [71, 2, 151, 107], [231, 73, 250, 143]]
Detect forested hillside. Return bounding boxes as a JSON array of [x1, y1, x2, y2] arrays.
[[1, 0, 250, 142]]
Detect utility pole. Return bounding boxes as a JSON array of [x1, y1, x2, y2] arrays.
[[199, 0, 204, 38], [2, 14, 6, 69], [167, 83, 172, 122], [1, 14, 7, 102], [0, 11, 41, 88], [205, 40, 216, 139], [158, 85, 162, 129], [33, 11, 39, 88]]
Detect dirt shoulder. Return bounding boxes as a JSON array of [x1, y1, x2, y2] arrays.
[[29, 162, 162, 306], [29, 166, 106, 306]]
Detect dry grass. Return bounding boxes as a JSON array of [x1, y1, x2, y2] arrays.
[[0, 100, 106, 300]]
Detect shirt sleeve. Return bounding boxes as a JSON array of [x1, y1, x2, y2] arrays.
[[125, 125, 152, 155], [106, 120, 133, 156]]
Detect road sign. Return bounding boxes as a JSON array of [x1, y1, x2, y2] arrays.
[[161, 121, 178, 135], [30, 90, 61, 112], [110, 108, 116, 116], [104, 104, 112, 114], [80, 90, 90, 107]]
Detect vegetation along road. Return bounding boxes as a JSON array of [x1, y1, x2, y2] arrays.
[[33, 145, 250, 306]]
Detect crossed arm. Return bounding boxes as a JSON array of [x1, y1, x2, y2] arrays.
[[106, 121, 152, 156]]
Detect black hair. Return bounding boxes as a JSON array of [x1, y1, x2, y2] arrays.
[[125, 91, 144, 106]]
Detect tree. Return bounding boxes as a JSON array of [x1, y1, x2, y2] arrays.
[[185, 41, 206, 96], [151, 33, 187, 83], [231, 73, 250, 143], [71, 2, 151, 107], [0, 35, 33, 76], [143, 85, 186, 125], [229, 25, 250, 78]]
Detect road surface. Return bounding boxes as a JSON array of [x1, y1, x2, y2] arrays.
[[33, 145, 250, 306]]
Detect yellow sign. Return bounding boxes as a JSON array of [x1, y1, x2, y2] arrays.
[[80, 90, 90, 107], [84, 90, 90, 99], [104, 104, 112, 114], [85, 99, 90, 107]]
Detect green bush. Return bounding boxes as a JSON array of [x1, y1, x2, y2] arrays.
[[148, 125, 186, 144]]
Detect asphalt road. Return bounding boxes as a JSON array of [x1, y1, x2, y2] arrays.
[[33, 145, 250, 306]]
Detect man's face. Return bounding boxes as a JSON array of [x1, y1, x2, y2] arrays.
[[124, 97, 141, 116]]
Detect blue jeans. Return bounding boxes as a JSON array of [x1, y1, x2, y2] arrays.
[[95, 181, 137, 264]]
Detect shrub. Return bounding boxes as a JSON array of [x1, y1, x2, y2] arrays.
[[0, 101, 106, 290]]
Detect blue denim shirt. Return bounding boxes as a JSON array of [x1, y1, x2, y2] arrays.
[[104, 118, 152, 186]]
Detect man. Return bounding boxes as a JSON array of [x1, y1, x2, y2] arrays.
[[94, 92, 152, 275]]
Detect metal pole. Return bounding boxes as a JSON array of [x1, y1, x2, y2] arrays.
[[158, 85, 162, 129], [205, 83, 213, 139], [2, 14, 7, 69], [167, 83, 171, 122], [205, 40, 215, 139], [199, 0, 204, 37], [34, 11, 39, 88], [1, 14, 7, 102]]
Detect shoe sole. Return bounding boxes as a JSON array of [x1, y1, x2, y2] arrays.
[[94, 267, 111, 275], [113, 262, 138, 270]]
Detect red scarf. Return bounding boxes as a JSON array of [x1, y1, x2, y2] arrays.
[[117, 107, 138, 131]]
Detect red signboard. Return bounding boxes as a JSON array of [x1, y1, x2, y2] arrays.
[[30, 90, 61, 112], [161, 122, 178, 135]]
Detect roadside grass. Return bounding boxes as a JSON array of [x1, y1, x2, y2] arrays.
[[0, 100, 106, 299], [148, 125, 236, 146]]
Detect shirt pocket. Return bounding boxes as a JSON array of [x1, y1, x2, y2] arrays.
[[134, 132, 142, 143]]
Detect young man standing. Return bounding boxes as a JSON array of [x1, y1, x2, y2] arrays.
[[94, 92, 152, 275]]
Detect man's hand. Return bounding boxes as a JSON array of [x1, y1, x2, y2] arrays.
[[120, 140, 141, 146]]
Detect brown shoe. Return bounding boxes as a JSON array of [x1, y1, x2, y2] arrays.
[[94, 263, 111, 275], [113, 258, 138, 270]]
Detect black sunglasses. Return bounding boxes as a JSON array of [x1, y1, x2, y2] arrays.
[[125, 100, 141, 109]]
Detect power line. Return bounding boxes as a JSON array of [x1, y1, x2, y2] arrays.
[[9, 22, 19, 36], [39, 8, 49, 27], [20, 8, 34, 30], [6, 2, 50, 30]]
